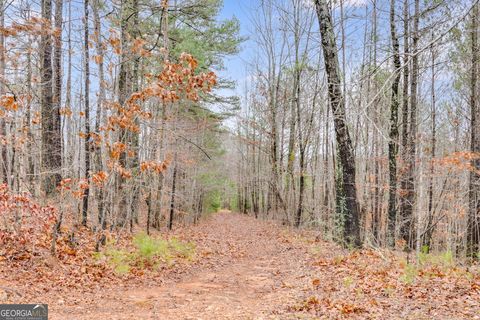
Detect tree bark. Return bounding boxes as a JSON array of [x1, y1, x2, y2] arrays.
[[399, 0, 410, 245], [401, 0, 420, 250], [314, 0, 361, 247], [128, 0, 140, 229], [468, 2, 480, 259], [81, 0, 90, 226], [0, 0, 7, 186], [387, 0, 401, 247], [41, 0, 62, 195], [423, 33, 437, 251], [116, 0, 129, 227], [92, 0, 105, 230], [168, 153, 178, 230]]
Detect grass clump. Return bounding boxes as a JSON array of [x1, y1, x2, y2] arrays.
[[133, 233, 195, 267], [400, 261, 418, 284], [96, 233, 196, 274], [400, 248, 457, 284], [418, 246, 454, 268]]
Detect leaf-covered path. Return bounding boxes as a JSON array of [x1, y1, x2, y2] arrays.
[[51, 212, 316, 319], [3, 211, 480, 319]]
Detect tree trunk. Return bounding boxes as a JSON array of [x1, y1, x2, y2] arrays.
[[0, 0, 7, 186], [399, 0, 410, 247], [81, 0, 90, 226], [153, 0, 169, 229], [92, 0, 106, 230], [468, 2, 480, 259], [64, 0, 72, 172], [168, 153, 178, 230], [128, 0, 140, 229], [25, 8, 35, 193], [314, 0, 361, 247], [423, 33, 437, 251], [41, 0, 62, 195], [401, 0, 420, 250], [116, 0, 129, 227], [387, 0, 401, 247]]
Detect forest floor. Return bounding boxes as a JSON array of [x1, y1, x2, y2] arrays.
[[1, 211, 480, 319]]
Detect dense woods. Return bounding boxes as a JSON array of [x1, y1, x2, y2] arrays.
[[236, 0, 480, 257], [0, 0, 241, 245], [1, 0, 480, 252], [1, 0, 480, 317], [1, 0, 480, 255]]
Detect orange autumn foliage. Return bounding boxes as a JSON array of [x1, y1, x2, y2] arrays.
[[435, 151, 480, 173], [140, 158, 171, 174], [91, 171, 108, 186], [0, 17, 59, 38], [109, 142, 127, 160], [100, 52, 217, 183], [0, 184, 57, 260], [0, 95, 18, 112], [54, 52, 217, 198]]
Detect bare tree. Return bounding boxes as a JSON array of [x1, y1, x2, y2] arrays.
[[387, 0, 402, 247], [0, 0, 7, 186], [314, 0, 361, 247], [82, 0, 90, 226], [41, 0, 62, 195], [468, 2, 480, 258]]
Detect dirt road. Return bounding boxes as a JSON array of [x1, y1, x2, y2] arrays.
[[51, 212, 315, 319]]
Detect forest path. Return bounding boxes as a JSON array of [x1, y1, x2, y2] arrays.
[[51, 212, 315, 319]]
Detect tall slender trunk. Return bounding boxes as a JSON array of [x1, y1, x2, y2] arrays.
[[64, 0, 72, 170], [286, 87, 296, 208], [25, 6, 35, 192], [387, 0, 401, 247], [117, 0, 129, 227], [314, 0, 361, 247], [323, 101, 330, 234], [399, 0, 410, 248], [128, 0, 140, 229], [270, 85, 279, 217], [93, 0, 105, 229], [168, 152, 178, 230], [81, 0, 90, 226], [423, 33, 437, 251], [153, 0, 169, 229], [154, 103, 167, 228], [294, 60, 303, 227], [371, 0, 381, 244], [292, 0, 302, 226], [468, 3, 480, 259], [41, 0, 62, 195], [401, 0, 420, 250], [53, 0, 63, 131], [0, 0, 7, 186], [52, 0, 64, 232]]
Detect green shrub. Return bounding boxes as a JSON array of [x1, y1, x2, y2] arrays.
[[204, 190, 221, 213]]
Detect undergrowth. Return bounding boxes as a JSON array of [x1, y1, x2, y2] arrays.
[[94, 233, 196, 274], [400, 247, 464, 284]]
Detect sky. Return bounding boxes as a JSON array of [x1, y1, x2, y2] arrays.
[[216, 0, 370, 100], [215, 0, 460, 109], [213, 0, 457, 129], [218, 0, 256, 98]]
